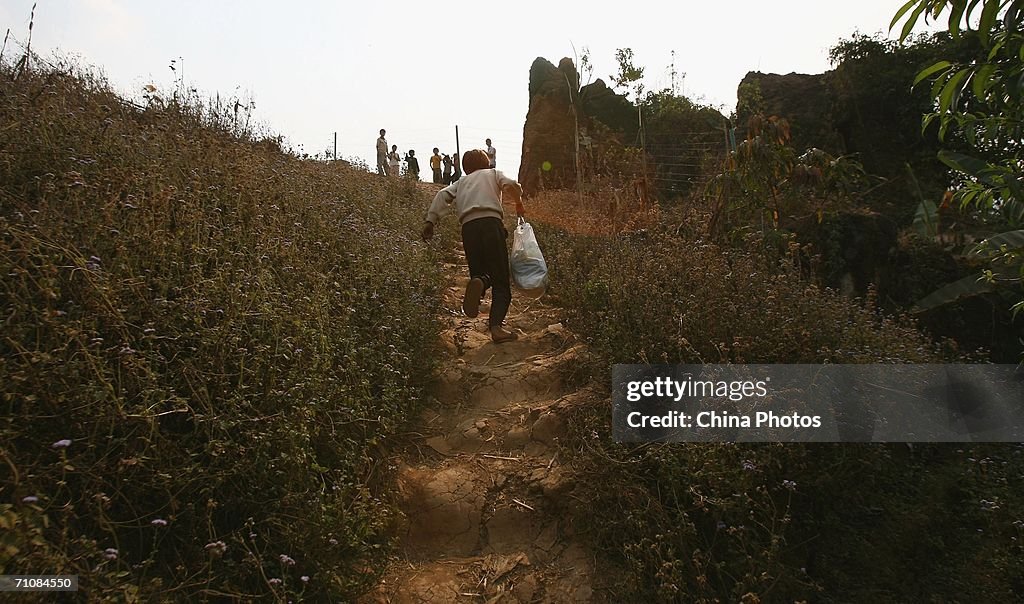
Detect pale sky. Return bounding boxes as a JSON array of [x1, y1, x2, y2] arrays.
[[1, 1, 940, 179]]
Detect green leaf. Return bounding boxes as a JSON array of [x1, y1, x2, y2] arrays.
[[987, 36, 1007, 60], [939, 114, 961, 141], [902, 2, 930, 41], [971, 63, 997, 99], [979, 0, 999, 44], [949, 0, 968, 38], [964, 116, 979, 146], [914, 60, 953, 86], [939, 68, 970, 113], [1006, 1, 1023, 31], [939, 150, 992, 177], [891, 0, 922, 35], [921, 112, 940, 136], [931, 69, 949, 99], [961, 189, 979, 207], [914, 272, 994, 313], [965, 0, 985, 27]]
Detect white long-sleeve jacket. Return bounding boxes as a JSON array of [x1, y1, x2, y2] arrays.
[[425, 169, 521, 226]]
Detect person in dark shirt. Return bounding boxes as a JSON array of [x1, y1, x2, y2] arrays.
[[405, 150, 420, 181]]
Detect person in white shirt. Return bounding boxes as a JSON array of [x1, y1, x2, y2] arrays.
[[388, 144, 401, 177], [485, 138, 496, 168], [421, 149, 524, 343], [376, 129, 390, 175]]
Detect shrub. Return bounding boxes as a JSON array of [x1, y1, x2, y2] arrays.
[[539, 215, 951, 366], [537, 212, 1021, 601], [1, 58, 447, 600]]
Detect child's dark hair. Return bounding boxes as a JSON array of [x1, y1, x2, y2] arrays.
[[462, 149, 490, 174]]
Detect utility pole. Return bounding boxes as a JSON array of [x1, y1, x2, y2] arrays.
[[455, 125, 461, 176], [333, 132, 337, 161]]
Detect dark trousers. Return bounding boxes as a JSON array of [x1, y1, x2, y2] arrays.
[[432, 168, 443, 184], [461, 217, 511, 327]]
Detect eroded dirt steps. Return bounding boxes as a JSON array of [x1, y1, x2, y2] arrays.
[[364, 256, 597, 603]]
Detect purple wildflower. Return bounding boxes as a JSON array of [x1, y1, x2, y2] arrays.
[[279, 554, 296, 566], [22, 495, 39, 503], [300, 576, 310, 583], [52, 439, 72, 449], [268, 578, 282, 586], [742, 460, 756, 471], [103, 548, 118, 561], [782, 479, 797, 491], [151, 518, 168, 527]]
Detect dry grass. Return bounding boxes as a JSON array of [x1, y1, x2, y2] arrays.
[[536, 205, 1023, 603], [1, 54, 453, 600], [517, 188, 661, 236]]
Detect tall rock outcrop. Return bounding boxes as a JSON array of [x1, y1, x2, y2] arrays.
[[520, 56, 718, 198], [519, 58, 579, 196]]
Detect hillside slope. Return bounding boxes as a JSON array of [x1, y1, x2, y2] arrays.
[[1, 60, 447, 600]]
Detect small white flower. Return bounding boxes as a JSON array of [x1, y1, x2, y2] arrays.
[[204, 541, 227, 556]]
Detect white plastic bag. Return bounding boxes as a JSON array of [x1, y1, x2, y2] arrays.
[[510, 218, 548, 297]]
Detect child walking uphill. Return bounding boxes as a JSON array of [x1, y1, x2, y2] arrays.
[[421, 149, 524, 343]]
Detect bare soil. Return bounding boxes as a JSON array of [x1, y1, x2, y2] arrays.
[[362, 248, 599, 603]]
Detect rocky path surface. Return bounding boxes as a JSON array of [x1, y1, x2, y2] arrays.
[[363, 250, 597, 603]]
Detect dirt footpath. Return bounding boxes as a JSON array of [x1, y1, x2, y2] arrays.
[[363, 249, 598, 603]]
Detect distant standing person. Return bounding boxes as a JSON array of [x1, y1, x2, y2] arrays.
[[430, 147, 443, 184], [486, 138, 496, 168], [405, 150, 420, 180], [452, 152, 462, 182], [420, 149, 524, 343], [388, 144, 401, 177], [376, 129, 389, 176], [442, 153, 453, 185]]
